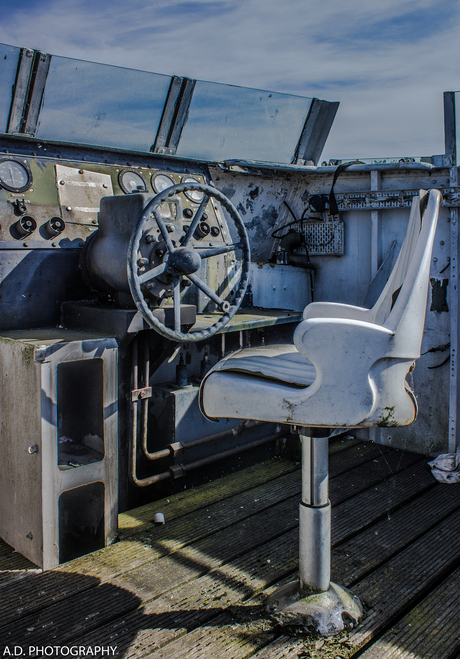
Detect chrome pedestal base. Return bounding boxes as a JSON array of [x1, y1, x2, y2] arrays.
[[266, 580, 363, 637]]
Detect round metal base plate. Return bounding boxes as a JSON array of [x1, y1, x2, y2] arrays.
[[266, 580, 363, 636]]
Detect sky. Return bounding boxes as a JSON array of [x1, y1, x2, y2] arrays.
[[0, 0, 458, 164]]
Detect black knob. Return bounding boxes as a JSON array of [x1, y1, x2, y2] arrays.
[[194, 221, 210, 239], [45, 217, 65, 237], [17, 215, 37, 236]]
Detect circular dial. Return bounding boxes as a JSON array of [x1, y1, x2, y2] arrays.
[[182, 176, 204, 202], [152, 173, 175, 193], [0, 159, 32, 192], [118, 169, 148, 194]]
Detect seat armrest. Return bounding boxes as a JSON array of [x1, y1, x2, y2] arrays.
[[288, 317, 408, 427], [302, 302, 375, 322], [294, 316, 394, 370]]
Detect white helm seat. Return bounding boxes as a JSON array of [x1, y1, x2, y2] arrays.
[[199, 188, 442, 635], [200, 189, 441, 431]]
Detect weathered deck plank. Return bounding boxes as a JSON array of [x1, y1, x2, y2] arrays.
[[0, 441, 390, 627], [359, 566, 460, 658], [332, 478, 460, 584]]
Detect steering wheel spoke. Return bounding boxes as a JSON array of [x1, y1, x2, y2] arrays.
[[187, 273, 230, 312], [153, 211, 175, 252], [182, 195, 209, 247], [138, 261, 168, 285], [172, 275, 182, 331], [197, 244, 240, 259]]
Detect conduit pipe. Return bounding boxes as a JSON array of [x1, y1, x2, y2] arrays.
[[130, 427, 290, 487], [129, 333, 290, 487]]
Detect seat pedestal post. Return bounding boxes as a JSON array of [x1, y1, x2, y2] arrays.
[[266, 433, 363, 636]]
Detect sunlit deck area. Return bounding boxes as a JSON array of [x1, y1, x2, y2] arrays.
[[1, 436, 460, 658]]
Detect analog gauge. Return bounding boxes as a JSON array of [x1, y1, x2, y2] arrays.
[[0, 158, 32, 193], [182, 176, 204, 203], [152, 173, 175, 193], [118, 169, 148, 194]]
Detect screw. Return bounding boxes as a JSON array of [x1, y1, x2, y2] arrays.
[[146, 234, 155, 243], [59, 180, 65, 185], [66, 206, 72, 211]]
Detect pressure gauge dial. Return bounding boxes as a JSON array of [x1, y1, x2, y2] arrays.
[[118, 168, 148, 194], [182, 176, 205, 202], [152, 173, 175, 193], [0, 158, 32, 192]]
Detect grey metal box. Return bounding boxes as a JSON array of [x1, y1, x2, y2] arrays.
[[0, 330, 118, 568]]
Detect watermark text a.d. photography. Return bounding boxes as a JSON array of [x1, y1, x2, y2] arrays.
[[2, 648, 117, 657]]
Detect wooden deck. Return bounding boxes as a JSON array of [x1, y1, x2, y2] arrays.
[[1, 437, 460, 658]]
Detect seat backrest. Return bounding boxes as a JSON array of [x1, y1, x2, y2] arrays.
[[370, 189, 441, 356]]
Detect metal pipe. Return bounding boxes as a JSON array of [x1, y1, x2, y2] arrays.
[[301, 435, 328, 507], [131, 427, 290, 487], [184, 429, 289, 472], [141, 332, 151, 458], [129, 334, 172, 486], [140, 425, 247, 464], [185, 420, 262, 450]]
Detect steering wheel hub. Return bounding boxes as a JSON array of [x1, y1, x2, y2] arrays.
[[168, 246, 201, 276]]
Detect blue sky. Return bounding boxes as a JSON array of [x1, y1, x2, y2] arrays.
[[0, 0, 458, 163]]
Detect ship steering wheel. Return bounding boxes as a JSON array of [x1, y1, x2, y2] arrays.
[[128, 182, 251, 342]]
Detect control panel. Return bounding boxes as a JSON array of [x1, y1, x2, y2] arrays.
[[0, 157, 230, 249]]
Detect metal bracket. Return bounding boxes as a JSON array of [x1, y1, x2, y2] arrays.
[[169, 463, 185, 479], [152, 76, 196, 154], [23, 52, 51, 135], [156, 146, 177, 155], [169, 442, 184, 457], [131, 386, 152, 402], [335, 187, 460, 210], [7, 48, 51, 136], [292, 98, 339, 166]]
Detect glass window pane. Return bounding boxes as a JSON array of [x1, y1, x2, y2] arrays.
[[177, 81, 313, 164], [36, 56, 172, 152], [0, 44, 21, 132]]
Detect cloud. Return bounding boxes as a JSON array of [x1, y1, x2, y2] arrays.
[[0, 0, 458, 161]]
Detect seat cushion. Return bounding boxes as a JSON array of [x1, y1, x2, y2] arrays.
[[204, 344, 316, 387]]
